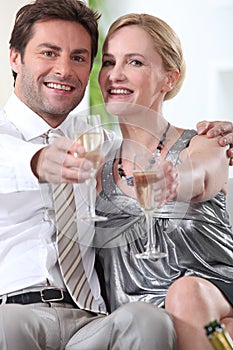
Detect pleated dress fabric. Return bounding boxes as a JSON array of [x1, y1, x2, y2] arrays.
[[94, 130, 233, 312]]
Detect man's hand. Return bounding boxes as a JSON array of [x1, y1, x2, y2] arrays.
[[196, 120, 233, 165], [31, 136, 93, 183]]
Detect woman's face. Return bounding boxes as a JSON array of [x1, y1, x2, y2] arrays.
[[98, 25, 173, 116]]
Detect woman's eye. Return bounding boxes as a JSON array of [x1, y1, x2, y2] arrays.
[[102, 60, 115, 67], [130, 59, 143, 67]]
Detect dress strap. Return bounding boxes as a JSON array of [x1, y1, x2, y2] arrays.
[[101, 156, 121, 197], [165, 129, 197, 165]]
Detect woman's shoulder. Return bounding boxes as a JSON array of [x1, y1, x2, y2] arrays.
[[165, 127, 197, 164]]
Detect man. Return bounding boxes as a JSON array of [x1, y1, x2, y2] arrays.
[[0, 1, 176, 349], [0, 0, 232, 349]]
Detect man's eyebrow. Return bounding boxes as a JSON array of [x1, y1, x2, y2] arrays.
[[37, 43, 61, 51], [72, 48, 90, 56], [37, 43, 90, 56]]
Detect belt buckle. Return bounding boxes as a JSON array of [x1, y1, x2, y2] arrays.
[[40, 288, 64, 302]]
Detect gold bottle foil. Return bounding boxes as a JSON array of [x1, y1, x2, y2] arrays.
[[205, 320, 233, 350]]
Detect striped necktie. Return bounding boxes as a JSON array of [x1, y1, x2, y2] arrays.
[[46, 129, 102, 313]]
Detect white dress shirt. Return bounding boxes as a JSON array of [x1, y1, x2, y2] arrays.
[[0, 94, 119, 310]]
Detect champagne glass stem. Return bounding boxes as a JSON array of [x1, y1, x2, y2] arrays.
[[82, 172, 107, 222], [145, 211, 155, 253], [86, 174, 96, 218], [135, 209, 167, 259]]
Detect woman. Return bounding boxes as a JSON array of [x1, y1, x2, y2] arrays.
[[94, 13, 233, 350]]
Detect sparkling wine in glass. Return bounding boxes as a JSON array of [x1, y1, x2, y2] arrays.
[[133, 152, 167, 259], [74, 114, 107, 222]]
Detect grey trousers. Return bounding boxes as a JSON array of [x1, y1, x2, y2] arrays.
[[0, 301, 176, 350]]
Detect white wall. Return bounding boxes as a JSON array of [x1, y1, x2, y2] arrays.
[[1, 0, 233, 178], [0, 0, 29, 107]]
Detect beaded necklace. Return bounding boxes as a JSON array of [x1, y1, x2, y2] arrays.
[[117, 122, 171, 186]]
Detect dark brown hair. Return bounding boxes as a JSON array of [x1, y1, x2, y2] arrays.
[[9, 0, 100, 81]]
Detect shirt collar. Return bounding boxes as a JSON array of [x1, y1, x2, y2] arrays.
[[4, 94, 70, 141], [4, 93, 88, 142], [4, 94, 50, 141]]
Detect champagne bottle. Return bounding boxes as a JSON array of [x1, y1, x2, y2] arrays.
[[204, 320, 233, 350]]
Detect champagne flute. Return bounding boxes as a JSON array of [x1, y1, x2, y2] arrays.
[[74, 114, 107, 222], [133, 151, 167, 259]]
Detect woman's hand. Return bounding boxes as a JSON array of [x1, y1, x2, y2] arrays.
[[153, 161, 179, 207]]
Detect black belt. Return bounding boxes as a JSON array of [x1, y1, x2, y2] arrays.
[[0, 288, 76, 306]]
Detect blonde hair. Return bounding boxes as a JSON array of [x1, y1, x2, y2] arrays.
[[103, 13, 186, 100]]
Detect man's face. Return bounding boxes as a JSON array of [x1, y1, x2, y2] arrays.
[[10, 19, 92, 127]]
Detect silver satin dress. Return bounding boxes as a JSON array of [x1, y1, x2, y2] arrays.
[[95, 130, 233, 312]]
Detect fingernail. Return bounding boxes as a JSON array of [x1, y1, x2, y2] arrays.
[[80, 171, 90, 180], [197, 126, 206, 134], [77, 145, 85, 154], [207, 129, 216, 137], [197, 122, 208, 134], [220, 138, 227, 146]]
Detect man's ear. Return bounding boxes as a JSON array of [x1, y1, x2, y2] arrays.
[[10, 48, 21, 74]]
